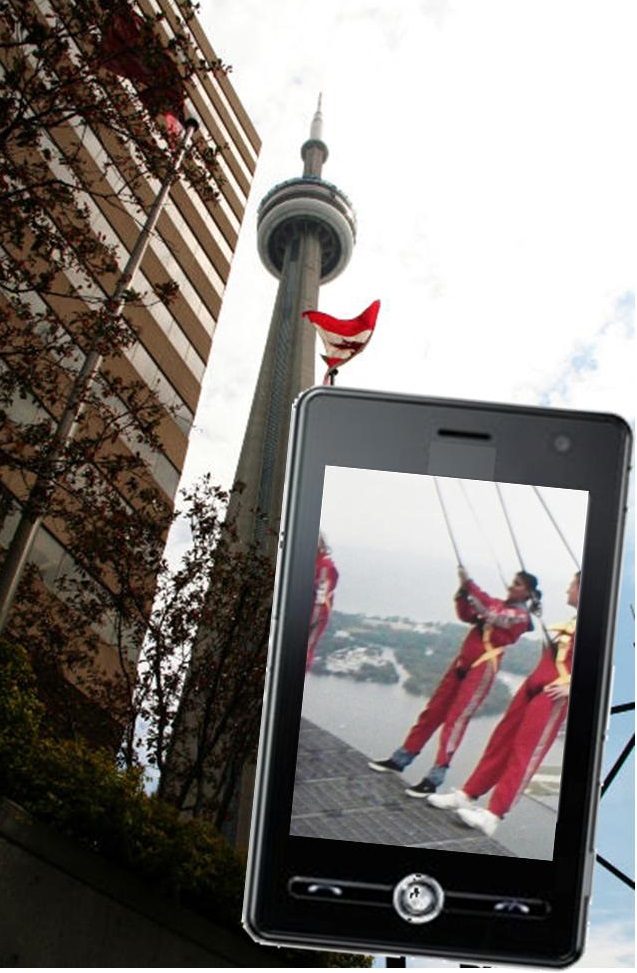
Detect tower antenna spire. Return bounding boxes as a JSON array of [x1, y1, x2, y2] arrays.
[[310, 93, 323, 140], [302, 93, 329, 175]]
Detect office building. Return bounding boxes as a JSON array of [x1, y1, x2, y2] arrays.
[[0, 0, 259, 740]]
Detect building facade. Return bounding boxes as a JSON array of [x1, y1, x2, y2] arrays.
[[0, 0, 259, 739]]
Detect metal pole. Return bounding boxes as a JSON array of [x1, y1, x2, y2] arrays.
[[0, 120, 198, 634]]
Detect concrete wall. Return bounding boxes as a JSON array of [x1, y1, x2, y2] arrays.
[[0, 799, 282, 967]]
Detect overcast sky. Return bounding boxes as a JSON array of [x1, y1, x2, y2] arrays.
[[172, 1, 633, 966], [180, 0, 634, 507]]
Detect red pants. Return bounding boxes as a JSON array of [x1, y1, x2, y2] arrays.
[[463, 681, 568, 817], [402, 660, 496, 768], [306, 606, 329, 670]]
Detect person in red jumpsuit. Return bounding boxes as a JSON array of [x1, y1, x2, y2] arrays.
[[306, 533, 339, 670], [368, 567, 541, 795], [427, 572, 579, 836]]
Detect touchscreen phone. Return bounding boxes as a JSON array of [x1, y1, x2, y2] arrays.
[[243, 387, 631, 967]]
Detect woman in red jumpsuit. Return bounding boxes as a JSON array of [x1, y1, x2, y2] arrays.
[[369, 567, 540, 795], [306, 534, 339, 670], [427, 572, 579, 835]]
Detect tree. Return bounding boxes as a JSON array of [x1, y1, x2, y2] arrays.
[[142, 476, 275, 830], [5, 467, 274, 832], [0, 0, 228, 737]]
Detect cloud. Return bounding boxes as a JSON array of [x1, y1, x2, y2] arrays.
[[527, 292, 635, 419], [574, 917, 635, 968]]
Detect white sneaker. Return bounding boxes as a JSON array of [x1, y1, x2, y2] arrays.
[[426, 789, 473, 810], [456, 806, 499, 837]]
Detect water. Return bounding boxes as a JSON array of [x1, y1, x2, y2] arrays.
[[302, 668, 517, 789]]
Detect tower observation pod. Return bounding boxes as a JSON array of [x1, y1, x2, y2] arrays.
[[257, 97, 356, 283], [229, 96, 357, 557]]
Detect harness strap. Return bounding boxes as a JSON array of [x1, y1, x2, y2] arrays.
[[469, 625, 504, 671], [545, 619, 575, 687]]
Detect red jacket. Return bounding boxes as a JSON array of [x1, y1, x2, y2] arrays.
[[454, 580, 532, 670], [306, 553, 339, 670]]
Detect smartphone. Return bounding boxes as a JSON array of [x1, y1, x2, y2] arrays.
[[243, 387, 631, 966]]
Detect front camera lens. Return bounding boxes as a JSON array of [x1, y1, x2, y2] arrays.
[[553, 434, 572, 454]]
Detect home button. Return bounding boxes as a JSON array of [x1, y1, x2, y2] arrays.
[[393, 873, 444, 924]]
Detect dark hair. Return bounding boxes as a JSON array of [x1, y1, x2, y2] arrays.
[[517, 570, 543, 613]]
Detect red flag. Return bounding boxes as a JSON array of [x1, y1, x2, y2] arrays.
[[98, 6, 185, 136], [303, 299, 380, 384]]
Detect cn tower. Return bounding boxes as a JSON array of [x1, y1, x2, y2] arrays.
[[228, 95, 357, 556], [160, 100, 356, 835]]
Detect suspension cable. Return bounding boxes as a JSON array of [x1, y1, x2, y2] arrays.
[[532, 487, 581, 569], [459, 480, 508, 588], [494, 482, 551, 639], [495, 482, 526, 571], [433, 477, 464, 566]]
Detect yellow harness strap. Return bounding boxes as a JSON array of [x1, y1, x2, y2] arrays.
[[545, 619, 575, 688], [469, 625, 503, 671]]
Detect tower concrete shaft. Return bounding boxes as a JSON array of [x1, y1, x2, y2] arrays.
[[228, 226, 322, 556]]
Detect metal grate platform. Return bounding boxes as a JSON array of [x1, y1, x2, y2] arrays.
[[292, 719, 515, 856]]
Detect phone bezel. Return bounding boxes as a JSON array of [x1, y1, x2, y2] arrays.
[[243, 387, 631, 966]]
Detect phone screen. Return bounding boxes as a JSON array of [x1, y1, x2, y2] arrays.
[[292, 468, 588, 863]]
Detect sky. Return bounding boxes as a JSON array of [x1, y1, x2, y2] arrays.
[[169, 0, 634, 966], [179, 0, 635, 510]]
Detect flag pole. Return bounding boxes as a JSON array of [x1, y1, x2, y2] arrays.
[[0, 119, 198, 635]]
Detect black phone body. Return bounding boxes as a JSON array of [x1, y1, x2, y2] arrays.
[[243, 387, 631, 966]]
